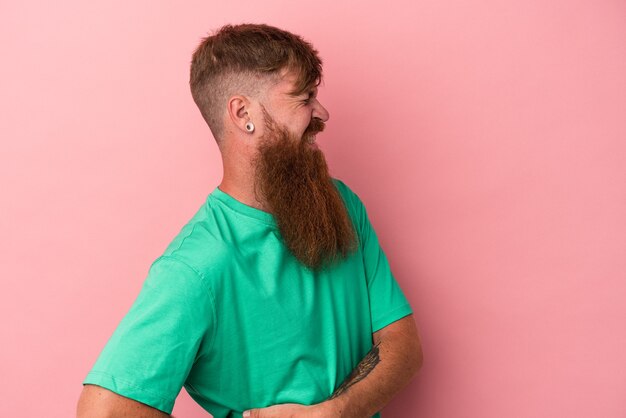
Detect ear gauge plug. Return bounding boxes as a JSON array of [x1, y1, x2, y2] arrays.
[[245, 122, 255, 133]]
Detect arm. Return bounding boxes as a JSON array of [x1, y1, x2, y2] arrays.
[[326, 314, 423, 417], [77, 384, 172, 418]]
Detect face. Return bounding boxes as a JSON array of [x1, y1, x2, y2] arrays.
[[251, 71, 357, 270], [255, 69, 330, 149]]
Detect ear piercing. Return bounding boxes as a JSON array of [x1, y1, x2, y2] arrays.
[[245, 122, 255, 133]]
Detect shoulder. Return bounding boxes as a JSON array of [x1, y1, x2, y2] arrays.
[[153, 200, 233, 288], [332, 178, 365, 210], [332, 177, 368, 225], [332, 177, 355, 197]]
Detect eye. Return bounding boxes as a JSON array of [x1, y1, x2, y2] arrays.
[[301, 90, 317, 104]]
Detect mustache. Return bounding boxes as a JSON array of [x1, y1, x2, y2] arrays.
[[304, 118, 325, 136]]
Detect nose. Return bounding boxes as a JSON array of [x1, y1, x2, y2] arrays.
[[313, 99, 330, 122]]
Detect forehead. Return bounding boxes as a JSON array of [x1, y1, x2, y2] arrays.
[[266, 68, 317, 98]]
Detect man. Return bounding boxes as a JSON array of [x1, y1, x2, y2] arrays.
[[77, 23, 423, 418]]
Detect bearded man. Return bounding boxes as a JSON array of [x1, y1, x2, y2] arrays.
[[77, 23, 423, 418]]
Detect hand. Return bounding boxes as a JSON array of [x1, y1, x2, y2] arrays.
[[243, 400, 340, 418]]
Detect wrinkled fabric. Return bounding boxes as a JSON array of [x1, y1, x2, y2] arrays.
[[83, 179, 412, 417]]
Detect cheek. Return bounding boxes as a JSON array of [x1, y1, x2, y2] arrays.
[[299, 114, 313, 132], [286, 118, 308, 138]]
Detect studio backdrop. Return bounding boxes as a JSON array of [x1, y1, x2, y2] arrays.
[[1, 1, 625, 417]]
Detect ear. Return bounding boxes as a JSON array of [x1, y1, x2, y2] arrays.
[[227, 95, 254, 135]]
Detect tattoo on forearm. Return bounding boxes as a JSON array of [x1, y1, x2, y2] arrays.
[[329, 341, 381, 399]]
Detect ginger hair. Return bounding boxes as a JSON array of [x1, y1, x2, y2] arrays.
[[189, 23, 323, 142]]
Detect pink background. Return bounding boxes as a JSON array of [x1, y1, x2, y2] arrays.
[[2, 1, 625, 417]]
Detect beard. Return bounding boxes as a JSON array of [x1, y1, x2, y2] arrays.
[[253, 108, 357, 270]]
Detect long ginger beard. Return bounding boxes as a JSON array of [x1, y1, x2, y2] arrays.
[[253, 109, 357, 270]]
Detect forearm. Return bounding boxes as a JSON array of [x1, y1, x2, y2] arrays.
[[324, 316, 423, 418], [77, 385, 172, 418]]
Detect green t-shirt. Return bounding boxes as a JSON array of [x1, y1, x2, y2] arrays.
[[84, 178, 413, 417]]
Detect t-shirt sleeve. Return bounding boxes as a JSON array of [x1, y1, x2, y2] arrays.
[[83, 255, 215, 414], [334, 179, 413, 333]]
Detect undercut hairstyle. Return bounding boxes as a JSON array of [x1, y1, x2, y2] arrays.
[[189, 23, 323, 142]]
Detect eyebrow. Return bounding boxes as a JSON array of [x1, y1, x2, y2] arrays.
[[286, 77, 321, 97], [287, 86, 317, 99]]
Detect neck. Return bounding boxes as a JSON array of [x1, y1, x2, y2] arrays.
[[219, 156, 270, 213], [216, 132, 272, 212], [218, 178, 270, 213]]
